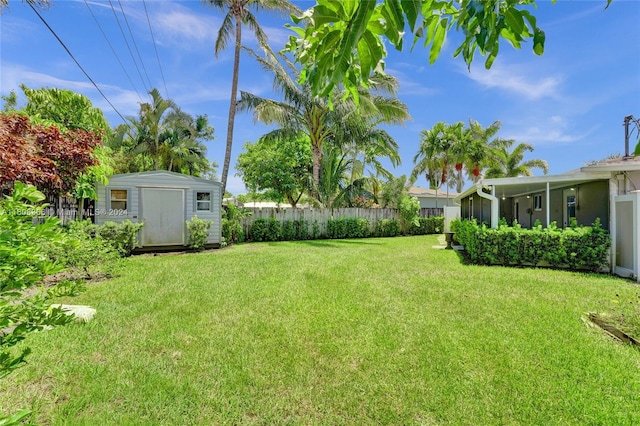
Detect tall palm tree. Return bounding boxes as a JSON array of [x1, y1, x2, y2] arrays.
[[463, 120, 501, 184], [203, 0, 300, 194], [237, 51, 409, 201], [485, 138, 549, 178], [411, 122, 456, 189]]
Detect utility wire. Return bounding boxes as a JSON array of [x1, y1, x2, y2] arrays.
[[83, 0, 144, 104], [27, 1, 126, 123], [108, 0, 150, 95], [142, 0, 170, 100], [117, 0, 153, 93]]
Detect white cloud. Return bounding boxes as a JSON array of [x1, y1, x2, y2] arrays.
[[461, 62, 563, 101], [150, 3, 217, 49], [386, 67, 438, 97], [502, 116, 598, 147]]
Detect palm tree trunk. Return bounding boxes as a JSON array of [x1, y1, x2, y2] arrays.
[[220, 18, 242, 194], [311, 142, 321, 200]]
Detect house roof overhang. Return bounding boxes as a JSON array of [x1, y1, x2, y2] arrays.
[[454, 171, 612, 202]]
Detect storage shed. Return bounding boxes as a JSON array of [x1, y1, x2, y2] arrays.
[[95, 171, 222, 249]]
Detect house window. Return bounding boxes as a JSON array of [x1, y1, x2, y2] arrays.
[[196, 191, 212, 212], [534, 194, 543, 211], [110, 189, 128, 211]]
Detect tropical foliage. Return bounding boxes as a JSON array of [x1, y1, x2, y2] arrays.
[[2, 86, 111, 200], [108, 89, 216, 178], [412, 120, 548, 192], [203, 0, 301, 194], [285, 0, 552, 102], [485, 138, 549, 178], [0, 114, 100, 195], [237, 50, 409, 206], [236, 133, 312, 207]]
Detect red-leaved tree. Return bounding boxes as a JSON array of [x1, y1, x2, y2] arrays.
[[0, 114, 101, 194]]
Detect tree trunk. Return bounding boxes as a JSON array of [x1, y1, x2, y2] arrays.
[[220, 18, 242, 194], [311, 142, 321, 201]]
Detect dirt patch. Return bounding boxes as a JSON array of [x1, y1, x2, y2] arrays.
[[587, 313, 640, 346]]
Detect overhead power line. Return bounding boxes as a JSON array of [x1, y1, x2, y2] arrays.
[[142, 0, 170, 100], [108, 0, 150, 95], [117, 0, 153, 93], [83, 0, 144, 104], [27, 1, 126, 123]]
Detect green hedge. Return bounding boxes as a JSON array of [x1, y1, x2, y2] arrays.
[[246, 216, 445, 242], [451, 219, 610, 271], [407, 216, 444, 236], [248, 218, 282, 242], [326, 218, 370, 239]]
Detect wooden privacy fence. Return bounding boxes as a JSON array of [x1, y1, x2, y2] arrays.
[[239, 207, 443, 237]]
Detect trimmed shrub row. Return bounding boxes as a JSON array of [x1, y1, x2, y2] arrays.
[[247, 216, 444, 242], [452, 219, 610, 271]]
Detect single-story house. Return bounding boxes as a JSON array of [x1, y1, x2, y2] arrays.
[[95, 171, 222, 250], [408, 186, 459, 208], [454, 156, 640, 281]]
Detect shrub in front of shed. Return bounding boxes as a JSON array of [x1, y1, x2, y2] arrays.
[[186, 216, 213, 251]]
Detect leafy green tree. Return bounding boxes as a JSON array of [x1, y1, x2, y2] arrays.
[[3, 85, 112, 200], [236, 133, 312, 207], [203, 0, 301, 194], [485, 138, 549, 178], [285, 0, 556, 102], [17, 85, 109, 133], [238, 51, 409, 200], [0, 182, 84, 424], [380, 175, 410, 209]]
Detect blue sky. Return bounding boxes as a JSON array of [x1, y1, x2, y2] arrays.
[[1, 0, 639, 195]]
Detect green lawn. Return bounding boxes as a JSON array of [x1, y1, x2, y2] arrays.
[[2, 235, 640, 425]]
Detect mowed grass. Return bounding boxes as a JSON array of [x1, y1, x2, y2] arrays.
[[2, 235, 640, 425]]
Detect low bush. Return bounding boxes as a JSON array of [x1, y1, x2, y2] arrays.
[[249, 218, 281, 242], [407, 216, 444, 236], [326, 218, 370, 239], [374, 219, 400, 237], [49, 220, 121, 279], [186, 216, 213, 251], [281, 220, 310, 241], [222, 204, 250, 246], [452, 218, 610, 271], [97, 220, 144, 256]]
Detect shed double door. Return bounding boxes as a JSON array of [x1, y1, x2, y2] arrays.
[[141, 188, 185, 246]]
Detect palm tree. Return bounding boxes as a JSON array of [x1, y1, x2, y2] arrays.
[[238, 52, 409, 202], [411, 122, 457, 189], [463, 120, 501, 184], [109, 90, 214, 176], [121, 88, 179, 170], [203, 0, 300, 194], [485, 138, 549, 178], [159, 112, 215, 175]]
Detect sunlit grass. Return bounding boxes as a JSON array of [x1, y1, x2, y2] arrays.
[[1, 236, 639, 424]]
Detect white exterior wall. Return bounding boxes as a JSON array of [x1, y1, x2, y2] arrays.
[[95, 171, 221, 246], [415, 195, 456, 208]]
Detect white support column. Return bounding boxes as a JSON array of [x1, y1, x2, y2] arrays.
[[546, 181, 550, 227]]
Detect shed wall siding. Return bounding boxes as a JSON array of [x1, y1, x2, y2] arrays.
[[95, 172, 221, 246]]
